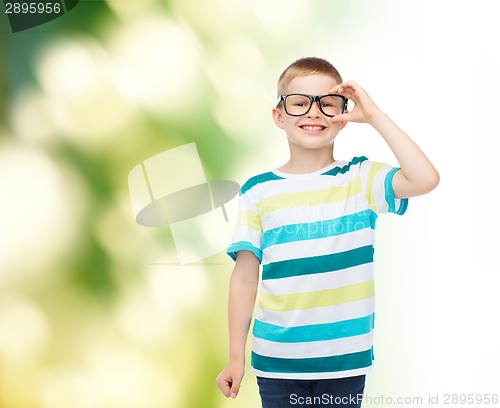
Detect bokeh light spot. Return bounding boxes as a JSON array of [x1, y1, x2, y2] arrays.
[[0, 144, 83, 285], [107, 16, 201, 116], [35, 37, 137, 143], [0, 298, 50, 362]]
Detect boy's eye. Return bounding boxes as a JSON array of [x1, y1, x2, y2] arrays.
[[286, 95, 311, 108]]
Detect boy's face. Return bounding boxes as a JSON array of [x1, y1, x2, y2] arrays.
[[272, 74, 347, 151]]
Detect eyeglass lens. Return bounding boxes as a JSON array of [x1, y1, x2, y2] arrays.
[[285, 94, 345, 117]]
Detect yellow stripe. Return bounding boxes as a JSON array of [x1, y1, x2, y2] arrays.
[[259, 280, 375, 312], [237, 210, 262, 232], [256, 179, 362, 217], [365, 163, 384, 213]]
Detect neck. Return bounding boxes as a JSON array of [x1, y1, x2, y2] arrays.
[[279, 144, 335, 174]]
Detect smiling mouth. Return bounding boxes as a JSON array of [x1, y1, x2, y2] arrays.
[[300, 125, 326, 132]]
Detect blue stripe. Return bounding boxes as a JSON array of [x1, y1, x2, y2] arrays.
[[252, 348, 373, 374], [227, 241, 262, 263], [240, 172, 284, 195], [261, 209, 376, 250], [253, 313, 374, 343], [262, 245, 374, 280], [321, 156, 368, 176], [240, 157, 366, 196], [384, 168, 409, 215]]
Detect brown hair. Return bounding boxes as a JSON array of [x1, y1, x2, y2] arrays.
[[277, 57, 343, 96]]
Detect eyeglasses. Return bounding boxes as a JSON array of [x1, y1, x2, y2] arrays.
[[276, 94, 348, 117]]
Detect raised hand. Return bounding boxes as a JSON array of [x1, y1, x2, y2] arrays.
[[328, 80, 382, 125]]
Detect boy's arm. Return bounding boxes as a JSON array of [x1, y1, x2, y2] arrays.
[[216, 250, 260, 399], [330, 81, 440, 198]]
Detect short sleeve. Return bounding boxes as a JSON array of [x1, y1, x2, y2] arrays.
[[359, 160, 409, 216], [226, 184, 263, 263]]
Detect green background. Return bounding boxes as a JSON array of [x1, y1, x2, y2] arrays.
[[1, 1, 499, 407]]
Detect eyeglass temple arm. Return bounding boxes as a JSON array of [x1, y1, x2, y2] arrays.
[[275, 95, 283, 108]]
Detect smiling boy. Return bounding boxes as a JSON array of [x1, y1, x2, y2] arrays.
[[216, 57, 439, 407]]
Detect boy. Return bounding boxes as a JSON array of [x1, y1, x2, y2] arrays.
[[216, 57, 439, 407]]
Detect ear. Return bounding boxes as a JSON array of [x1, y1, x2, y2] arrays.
[[272, 107, 285, 130]]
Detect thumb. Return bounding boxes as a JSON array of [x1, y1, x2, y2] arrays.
[[330, 112, 350, 124], [229, 377, 242, 398]]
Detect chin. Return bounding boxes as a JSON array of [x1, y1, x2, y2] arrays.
[[290, 137, 336, 149], [295, 142, 335, 150]]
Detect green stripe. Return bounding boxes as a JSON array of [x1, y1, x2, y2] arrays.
[[240, 172, 284, 195], [262, 245, 374, 280], [259, 280, 374, 312], [237, 210, 262, 232], [256, 179, 362, 217], [365, 162, 385, 213], [251, 348, 373, 374]]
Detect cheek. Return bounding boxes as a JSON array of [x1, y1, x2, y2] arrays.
[[282, 119, 298, 130], [330, 120, 344, 131]]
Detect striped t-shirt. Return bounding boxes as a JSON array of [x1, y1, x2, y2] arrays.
[[226, 156, 408, 380]]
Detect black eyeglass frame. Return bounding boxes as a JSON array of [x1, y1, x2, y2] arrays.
[[275, 93, 348, 117]]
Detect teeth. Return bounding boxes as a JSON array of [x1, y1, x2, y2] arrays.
[[302, 126, 324, 131]]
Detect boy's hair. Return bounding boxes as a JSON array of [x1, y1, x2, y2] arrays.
[[277, 57, 343, 96]]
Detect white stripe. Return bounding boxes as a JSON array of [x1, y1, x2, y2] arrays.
[[359, 161, 395, 215], [262, 229, 373, 266], [230, 226, 261, 246], [256, 170, 353, 200], [255, 297, 375, 327], [252, 331, 374, 359], [251, 365, 373, 380], [260, 263, 374, 295], [373, 165, 390, 213]]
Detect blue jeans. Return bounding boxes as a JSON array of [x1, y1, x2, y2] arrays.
[[256, 375, 366, 408]]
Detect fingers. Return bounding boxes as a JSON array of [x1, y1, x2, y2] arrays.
[[215, 375, 230, 397], [216, 372, 242, 399], [329, 80, 362, 100], [329, 80, 379, 125], [332, 88, 356, 101], [330, 80, 359, 93]]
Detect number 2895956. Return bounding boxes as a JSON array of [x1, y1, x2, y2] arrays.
[[5, 2, 62, 14]]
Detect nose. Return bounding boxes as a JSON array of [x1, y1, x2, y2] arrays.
[[307, 101, 322, 118]]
